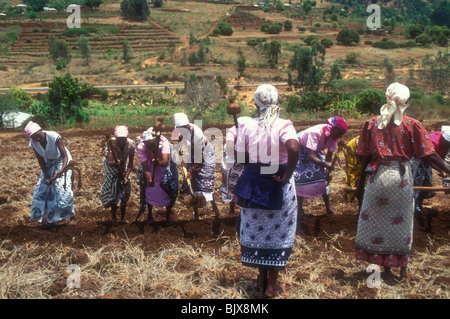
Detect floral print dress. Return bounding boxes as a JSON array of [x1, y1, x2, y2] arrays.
[[355, 116, 434, 267]]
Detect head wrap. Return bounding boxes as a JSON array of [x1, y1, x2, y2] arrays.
[[24, 121, 42, 138], [114, 125, 129, 138], [173, 113, 189, 127], [254, 84, 280, 134], [377, 82, 410, 129], [143, 127, 156, 141], [442, 125, 450, 142], [328, 116, 348, 131]]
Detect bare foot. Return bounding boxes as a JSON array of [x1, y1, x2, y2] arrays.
[[327, 207, 339, 215], [265, 284, 286, 298], [68, 218, 78, 226]]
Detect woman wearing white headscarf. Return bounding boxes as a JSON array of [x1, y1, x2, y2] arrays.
[[173, 112, 220, 221], [101, 125, 135, 225], [137, 127, 178, 226], [355, 83, 450, 283], [232, 84, 299, 298]]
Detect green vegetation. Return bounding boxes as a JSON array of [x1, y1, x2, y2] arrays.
[[62, 26, 119, 37]]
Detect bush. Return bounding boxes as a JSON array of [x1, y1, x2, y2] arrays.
[[415, 34, 433, 46], [336, 28, 360, 45], [213, 21, 233, 36], [286, 95, 303, 113], [247, 38, 266, 47], [356, 89, 386, 114], [120, 0, 150, 19], [304, 35, 319, 45], [284, 20, 293, 31], [320, 38, 333, 48], [299, 91, 331, 111], [267, 24, 282, 34]]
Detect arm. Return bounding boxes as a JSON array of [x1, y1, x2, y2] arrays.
[[355, 155, 371, 208], [33, 149, 50, 182], [124, 150, 135, 181], [273, 138, 300, 185], [423, 152, 450, 176], [55, 138, 69, 177], [306, 149, 332, 170]]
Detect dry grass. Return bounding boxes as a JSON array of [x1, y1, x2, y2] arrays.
[[1, 229, 449, 299]]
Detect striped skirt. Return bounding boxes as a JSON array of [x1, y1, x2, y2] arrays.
[[100, 158, 131, 208], [355, 160, 414, 268]]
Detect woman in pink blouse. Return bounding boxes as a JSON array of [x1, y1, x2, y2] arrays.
[[293, 117, 348, 229], [355, 83, 450, 283]]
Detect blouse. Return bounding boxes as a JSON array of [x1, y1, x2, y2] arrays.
[[357, 116, 434, 161]]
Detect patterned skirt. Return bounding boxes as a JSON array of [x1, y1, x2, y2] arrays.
[[293, 146, 328, 198], [31, 154, 75, 224], [188, 141, 215, 199], [355, 160, 414, 268], [100, 158, 131, 208], [239, 177, 297, 270]]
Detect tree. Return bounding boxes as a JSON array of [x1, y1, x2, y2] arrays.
[[184, 76, 219, 120], [336, 28, 360, 45], [122, 39, 132, 63], [289, 44, 326, 92], [50, 39, 70, 62], [78, 35, 91, 66], [431, 0, 450, 28], [36, 73, 91, 125], [236, 48, 246, 79], [120, 0, 150, 20], [262, 40, 281, 65], [284, 20, 293, 31], [154, 0, 163, 7], [383, 56, 396, 86], [24, 0, 47, 12], [84, 0, 103, 10]]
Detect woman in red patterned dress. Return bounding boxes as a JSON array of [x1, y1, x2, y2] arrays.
[[354, 83, 450, 283]]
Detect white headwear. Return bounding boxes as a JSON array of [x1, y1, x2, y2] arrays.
[[442, 125, 450, 142], [377, 82, 410, 129], [114, 125, 129, 138], [254, 84, 280, 134], [173, 113, 189, 127], [143, 127, 155, 141]]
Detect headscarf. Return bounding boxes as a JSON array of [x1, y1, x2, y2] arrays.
[[377, 82, 410, 129], [328, 116, 348, 132], [442, 125, 450, 142], [173, 113, 189, 127], [114, 125, 129, 138], [143, 127, 156, 141], [254, 84, 280, 134], [24, 121, 42, 138]]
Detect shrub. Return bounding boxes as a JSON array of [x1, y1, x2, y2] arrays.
[[356, 89, 386, 114], [415, 34, 433, 46], [284, 20, 293, 31], [286, 95, 303, 113], [267, 24, 282, 34], [321, 38, 333, 48], [299, 91, 331, 111], [247, 38, 266, 47], [336, 28, 360, 45], [304, 35, 319, 45], [213, 21, 233, 36]]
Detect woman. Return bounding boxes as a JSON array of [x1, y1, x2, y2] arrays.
[[25, 121, 77, 225], [219, 119, 250, 214], [355, 82, 450, 283], [173, 112, 220, 221], [137, 127, 178, 226], [411, 125, 450, 225], [293, 116, 347, 225], [101, 125, 135, 225], [232, 84, 299, 298]]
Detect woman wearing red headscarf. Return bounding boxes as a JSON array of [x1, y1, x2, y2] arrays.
[[293, 116, 348, 230]]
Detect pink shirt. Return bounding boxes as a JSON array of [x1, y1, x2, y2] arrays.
[[297, 124, 339, 153], [429, 132, 447, 157], [235, 117, 297, 165]]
